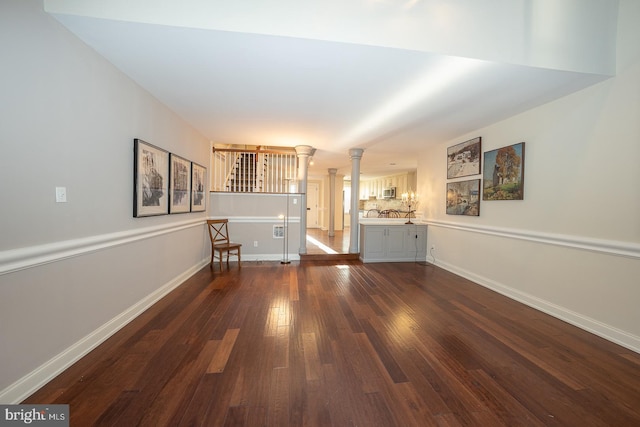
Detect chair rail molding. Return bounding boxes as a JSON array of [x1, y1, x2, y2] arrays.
[[0, 218, 206, 276], [425, 219, 640, 259]]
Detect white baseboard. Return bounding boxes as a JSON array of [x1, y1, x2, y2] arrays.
[[240, 254, 301, 262], [0, 258, 209, 404], [433, 258, 640, 354]]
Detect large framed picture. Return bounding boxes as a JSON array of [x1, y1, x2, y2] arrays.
[[169, 153, 191, 214], [483, 142, 525, 200], [446, 179, 480, 216], [191, 162, 207, 212], [447, 137, 481, 179], [134, 139, 169, 217]]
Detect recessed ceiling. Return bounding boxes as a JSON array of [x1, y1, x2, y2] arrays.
[[45, 0, 617, 179]]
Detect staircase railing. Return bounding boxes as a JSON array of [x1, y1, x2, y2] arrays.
[[212, 147, 297, 193]]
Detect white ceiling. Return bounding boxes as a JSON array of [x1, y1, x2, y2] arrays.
[[45, 0, 617, 179]]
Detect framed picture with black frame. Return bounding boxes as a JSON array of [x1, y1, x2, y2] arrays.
[[191, 162, 207, 212], [169, 153, 192, 214], [133, 139, 169, 217]]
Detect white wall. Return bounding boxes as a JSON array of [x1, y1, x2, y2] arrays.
[[417, 0, 640, 352], [209, 193, 302, 261], [0, 0, 210, 402]]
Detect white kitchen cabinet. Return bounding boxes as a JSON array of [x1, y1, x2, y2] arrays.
[[359, 223, 427, 263]]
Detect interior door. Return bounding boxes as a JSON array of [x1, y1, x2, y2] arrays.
[[307, 182, 319, 228]]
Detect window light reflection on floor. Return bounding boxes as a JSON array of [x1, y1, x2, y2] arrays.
[[305, 235, 338, 254]]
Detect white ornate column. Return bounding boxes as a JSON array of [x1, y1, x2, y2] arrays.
[[295, 145, 315, 255], [348, 148, 364, 254], [328, 168, 337, 237]]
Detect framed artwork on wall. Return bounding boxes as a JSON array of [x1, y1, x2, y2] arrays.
[[133, 139, 169, 217], [483, 142, 525, 200], [447, 137, 482, 179], [446, 179, 480, 216], [169, 153, 192, 214], [191, 162, 207, 212]]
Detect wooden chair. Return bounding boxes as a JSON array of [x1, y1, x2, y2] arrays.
[[207, 219, 242, 270]]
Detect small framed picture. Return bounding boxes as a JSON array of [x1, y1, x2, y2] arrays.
[[483, 142, 525, 200], [191, 162, 207, 212], [134, 139, 169, 217], [446, 179, 481, 216], [169, 153, 192, 214], [447, 137, 482, 179]]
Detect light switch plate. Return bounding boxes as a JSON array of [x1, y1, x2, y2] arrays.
[[55, 187, 67, 203]]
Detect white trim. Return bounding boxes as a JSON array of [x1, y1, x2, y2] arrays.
[[209, 216, 301, 223], [433, 259, 640, 354], [0, 218, 206, 276], [0, 258, 209, 404], [211, 192, 304, 197], [424, 219, 640, 259], [240, 254, 301, 262]]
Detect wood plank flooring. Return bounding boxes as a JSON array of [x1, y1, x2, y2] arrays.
[[24, 260, 640, 426], [305, 228, 350, 254]]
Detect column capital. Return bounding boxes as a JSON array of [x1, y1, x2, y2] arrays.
[[328, 168, 338, 175], [349, 148, 364, 159], [295, 145, 315, 157]]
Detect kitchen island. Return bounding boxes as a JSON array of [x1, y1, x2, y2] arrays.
[[359, 219, 427, 263]]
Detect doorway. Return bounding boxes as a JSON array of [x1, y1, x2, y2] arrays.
[[305, 182, 350, 254], [307, 182, 319, 228]]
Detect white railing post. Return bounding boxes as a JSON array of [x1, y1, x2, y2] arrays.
[[212, 149, 298, 194]]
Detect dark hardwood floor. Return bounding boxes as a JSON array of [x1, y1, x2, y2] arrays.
[[25, 260, 640, 426]]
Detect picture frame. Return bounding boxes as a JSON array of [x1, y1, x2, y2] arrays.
[[133, 139, 169, 217], [447, 137, 482, 179], [483, 142, 525, 200], [169, 153, 192, 214], [190, 162, 207, 212], [446, 179, 480, 216]]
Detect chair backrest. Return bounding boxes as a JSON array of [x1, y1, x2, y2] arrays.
[[365, 209, 380, 218], [207, 219, 231, 245]]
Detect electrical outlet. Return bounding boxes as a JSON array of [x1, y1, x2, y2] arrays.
[[253, 240, 258, 247]]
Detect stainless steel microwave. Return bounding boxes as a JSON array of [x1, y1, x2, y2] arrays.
[[383, 187, 396, 199]]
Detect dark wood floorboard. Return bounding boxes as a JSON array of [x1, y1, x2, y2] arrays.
[[24, 261, 640, 426]]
